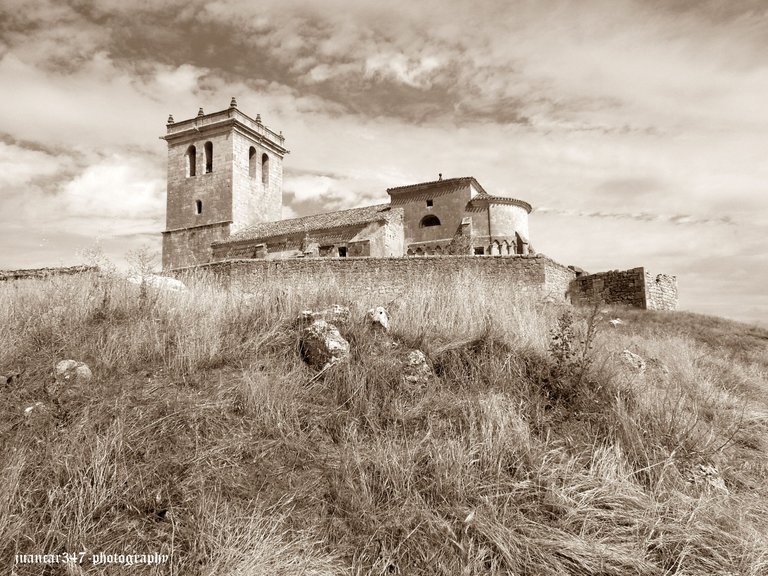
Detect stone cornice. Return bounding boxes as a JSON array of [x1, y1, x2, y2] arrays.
[[161, 108, 289, 156], [471, 195, 533, 213]]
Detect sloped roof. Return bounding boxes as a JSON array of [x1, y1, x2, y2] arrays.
[[471, 191, 533, 213], [387, 176, 488, 196], [215, 203, 393, 245], [387, 176, 532, 213]]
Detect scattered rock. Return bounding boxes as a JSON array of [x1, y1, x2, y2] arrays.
[[300, 320, 350, 370], [402, 349, 432, 384], [22, 402, 53, 427], [609, 318, 623, 327], [621, 350, 646, 373], [687, 464, 728, 495], [23, 401, 47, 417], [127, 274, 186, 292], [4, 370, 21, 386], [298, 305, 351, 327], [368, 307, 390, 331], [50, 360, 92, 397]]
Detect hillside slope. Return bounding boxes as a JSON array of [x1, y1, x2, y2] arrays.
[[1, 272, 766, 575]]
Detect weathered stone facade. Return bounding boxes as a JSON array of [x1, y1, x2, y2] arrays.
[[0, 265, 95, 281], [176, 254, 575, 304], [568, 267, 678, 310], [161, 104, 533, 269], [211, 205, 404, 261], [160, 102, 677, 313], [644, 271, 678, 310], [388, 177, 531, 257], [161, 100, 287, 269]]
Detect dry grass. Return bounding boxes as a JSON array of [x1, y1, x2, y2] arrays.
[[0, 269, 766, 575]]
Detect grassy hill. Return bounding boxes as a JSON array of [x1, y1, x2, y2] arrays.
[[1, 270, 766, 575]]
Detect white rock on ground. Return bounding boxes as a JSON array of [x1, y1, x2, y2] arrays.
[[300, 320, 350, 370], [402, 349, 432, 384], [51, 360, 92, 397], [23, 401, 46, 416], [127, 274, 186, 292], [298, 305, 351, 326], [621, 350, 646, 373], [367, 307, 390, 331]]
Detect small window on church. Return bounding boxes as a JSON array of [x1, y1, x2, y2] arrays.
[[420, 215, 441, 227], [249, 147, 257, 178], [204, 141, 213, 173], [474, 247, 485, 255], [261, 153, 269, 185], [426, 199, 433, 207], [338, 246, 347, 257], [195, 200, 202, 215], [185, 145, 196, 177]]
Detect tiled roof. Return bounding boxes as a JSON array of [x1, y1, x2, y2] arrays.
[[216, 203, 393, 245], [471, 191, 533, 213], [387, 176, 488, 196], [387, 176, 532, 213]]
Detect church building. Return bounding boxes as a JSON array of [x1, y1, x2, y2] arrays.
[[162, 100, 533, 270]]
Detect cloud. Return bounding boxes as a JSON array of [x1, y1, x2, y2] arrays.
[[59, 155, 164, 222], [0, 141, 64, 187], [534, 206, 734, 226]]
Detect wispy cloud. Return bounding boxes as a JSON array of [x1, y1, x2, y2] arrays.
[[534, 207, 734, 226]]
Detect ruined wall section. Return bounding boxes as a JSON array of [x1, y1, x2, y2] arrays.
[[180, 255, 575, 304], [644, 270, 678, 310], [569, 267, 678, 310]]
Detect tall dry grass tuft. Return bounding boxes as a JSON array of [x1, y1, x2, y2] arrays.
[[0, 270, 766, 575]]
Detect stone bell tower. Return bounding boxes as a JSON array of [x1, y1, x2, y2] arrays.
[[161, 98, 288, 269]]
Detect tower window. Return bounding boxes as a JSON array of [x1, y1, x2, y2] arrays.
[[185, 145, 196, 177], [195, 200, 202, 214], [248, 146, 257, 178], [426, 199, 433, 207], [261, 153, 269, 185], [419, 215, 441, 227], [204, 141, 213, 173]]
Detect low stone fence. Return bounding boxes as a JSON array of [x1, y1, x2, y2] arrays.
[[175, 254, 576, 305], [0, 265, 96, 282]]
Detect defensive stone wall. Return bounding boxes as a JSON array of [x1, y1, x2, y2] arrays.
[[178, 255, 576, 305], [568, 267, 678, 310]]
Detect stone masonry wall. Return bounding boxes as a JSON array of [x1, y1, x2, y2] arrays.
[[644, 270, 678, 310], [163, 222, 231, 270], [0, 265, 96, 281], [568, 267, 678, 310], [178, 255, 575, 305]]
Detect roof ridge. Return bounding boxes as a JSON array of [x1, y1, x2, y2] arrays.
[[387, 176, 472, 192], [261, 202, 389, 228]]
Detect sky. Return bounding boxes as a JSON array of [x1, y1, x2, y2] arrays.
[[0, 0, 766, 325]]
